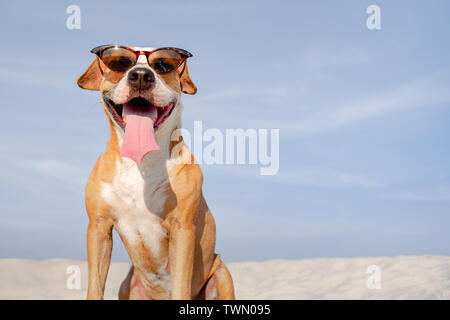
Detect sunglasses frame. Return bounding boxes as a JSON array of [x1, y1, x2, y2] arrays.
[[90, 44, 193, 75]]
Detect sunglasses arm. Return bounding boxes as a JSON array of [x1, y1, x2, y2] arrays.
[[96, 57, 105, 76], [179, 59, 187, 77]]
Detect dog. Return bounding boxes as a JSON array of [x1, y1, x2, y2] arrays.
[[77, 45, 235, 300]]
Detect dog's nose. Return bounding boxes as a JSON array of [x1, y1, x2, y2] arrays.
[[128, 68, 155, 90]]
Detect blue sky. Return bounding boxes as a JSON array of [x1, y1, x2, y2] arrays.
[[0, 0, 449, 262]]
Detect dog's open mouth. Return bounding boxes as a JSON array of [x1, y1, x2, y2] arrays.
[[104, 97, 175, 130], [103, 96, 176, 163]]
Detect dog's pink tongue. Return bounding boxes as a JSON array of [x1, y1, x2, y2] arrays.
[[120, 103, 159, 163]]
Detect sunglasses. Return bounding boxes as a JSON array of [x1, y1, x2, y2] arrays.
[[91, 45, 192, 75]]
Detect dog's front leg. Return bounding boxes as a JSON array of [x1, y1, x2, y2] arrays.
[[86, 217, 114, 300], [168, 165, 203, 300], [169, 221, 196, 299]]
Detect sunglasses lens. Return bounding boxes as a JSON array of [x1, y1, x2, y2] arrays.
[[148, 49, 183, 74], [101, 47, 137, 72]]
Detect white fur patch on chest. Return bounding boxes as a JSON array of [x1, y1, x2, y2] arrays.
[[101, 158, 170, 259]]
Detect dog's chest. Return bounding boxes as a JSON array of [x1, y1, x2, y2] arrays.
[[101, 159, 171, 269]]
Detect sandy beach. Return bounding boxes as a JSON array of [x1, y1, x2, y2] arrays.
[[0, 256, 449, 299]]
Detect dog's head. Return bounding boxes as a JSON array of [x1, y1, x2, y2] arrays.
[[77, 45, 196, 163]]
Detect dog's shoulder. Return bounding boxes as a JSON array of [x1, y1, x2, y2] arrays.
[[168, 146, 203, 196], [85, 152, 119, 221]]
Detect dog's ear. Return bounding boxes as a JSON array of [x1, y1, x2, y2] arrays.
[[178, 62, 197, 95], [77, 58, 103, 90]]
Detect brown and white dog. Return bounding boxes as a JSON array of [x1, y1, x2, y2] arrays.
[[77, 46, 235, 300]]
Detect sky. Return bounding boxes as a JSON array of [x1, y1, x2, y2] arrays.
[[0, 0, 449, 262]]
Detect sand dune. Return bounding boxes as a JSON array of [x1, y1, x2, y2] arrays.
[[0, 256, 449, 299]]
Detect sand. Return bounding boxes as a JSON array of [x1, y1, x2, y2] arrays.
[[0, 256, 449, 299]]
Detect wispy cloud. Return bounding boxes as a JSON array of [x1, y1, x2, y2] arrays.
[[18, 159, 87, 185], [212, 165, 384, 189], [271, 168, 384, 189], [297, 45, 371, 69], [187, 65, 450, 139], [0, 68, 72, 89], [189, 66, 450, 136], [144, 2, 233, 16], [285, 68, 450, 134], [196, 85, 290, 102], [382, 187, 450, 202], [0, 218, 57, 230], [212, 204, 362, 238]]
